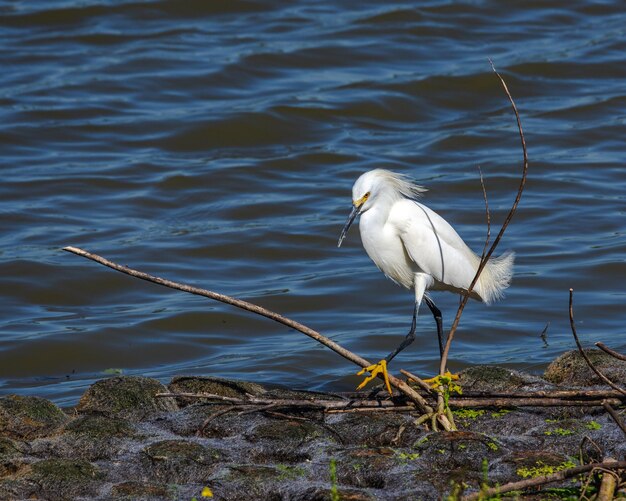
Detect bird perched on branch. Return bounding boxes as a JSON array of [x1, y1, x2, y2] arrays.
[[338, 169, 514, 393]]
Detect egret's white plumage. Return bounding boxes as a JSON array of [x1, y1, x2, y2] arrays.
[[338, 168, 514, 392]]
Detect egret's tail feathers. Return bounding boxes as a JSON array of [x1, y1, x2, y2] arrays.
[[476, 250, 515, 304]]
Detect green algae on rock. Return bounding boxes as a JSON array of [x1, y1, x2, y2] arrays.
[[29, 458, 102, 501], [77, 375, 178, 420], [544, 348, 626, 386], [0, 395, 68, 439]]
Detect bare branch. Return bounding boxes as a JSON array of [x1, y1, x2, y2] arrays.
[[596, 342, 626, 361], [439, 62, 528, 378], [462, 460, 626, 501], [477, 165, 491, 260], [568, 288, 626, 396], [156, 391, 623, 412], [400, 369, 437, 394], [63, 246, 433, 414]]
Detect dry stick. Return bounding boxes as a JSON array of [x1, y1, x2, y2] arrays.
[[596, 341, 626, 361], [63, 246, 434, 415], [437, 62, 529, 410], [477, 165, 491, 261], [451, 389, 626, 400], [158, 391, 413, 411], [602, 400, 626, 437], [400, 369, 437, 394], [156, 391, 623, 412], [451, 397, 622, 408], [568, 288, 626, 396], [461, 460, 626, 501], [344, 386, 626, 401]]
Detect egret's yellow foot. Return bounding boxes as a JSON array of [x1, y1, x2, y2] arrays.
[[356, 359, 393, 395]]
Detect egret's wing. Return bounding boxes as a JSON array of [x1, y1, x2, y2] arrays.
[[390, 200, 480, 291]]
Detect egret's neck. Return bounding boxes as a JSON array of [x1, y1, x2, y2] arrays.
[[359, 191, 400, 231]]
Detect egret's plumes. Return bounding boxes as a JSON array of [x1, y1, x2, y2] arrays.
[[355, 168, 427, 202], [338, 169, 514, 392]]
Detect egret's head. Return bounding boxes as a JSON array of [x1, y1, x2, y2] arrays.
[[337, 169, 426, 247]]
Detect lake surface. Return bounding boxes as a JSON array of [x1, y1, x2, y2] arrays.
[[1, 0, 625, 407]]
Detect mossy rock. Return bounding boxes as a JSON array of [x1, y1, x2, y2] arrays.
[[110, 480, 175, 499], [77, 376, 178, 420], [544, 349, 626, 386], [0, 395, 68, 439], [64, 414, 135, 439], [247, 419, 327, 444], [168, 375, 266, 405], [141, 439, 220, 483], [29, 458, 103, 501], [459, 366, 549, 392]]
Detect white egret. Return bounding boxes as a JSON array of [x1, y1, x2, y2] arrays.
[[338, 169, 514, 393]]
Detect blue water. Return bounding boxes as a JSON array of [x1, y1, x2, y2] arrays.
[[1, 0, 625, 406]]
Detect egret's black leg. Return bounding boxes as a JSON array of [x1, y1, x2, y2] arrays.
[[424, 296, 444, 357], [384, 301, 418, 363]]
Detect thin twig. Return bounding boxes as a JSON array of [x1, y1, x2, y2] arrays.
[[596, 342, 626, 361], [63, 246, 434, 415], [326, 406, 416, 414], [461, 460, 626, 501], [477, 165, 491, 260], [568, 288, 626, 396], [197, 405, 244, 437], [602, 400, 626, 437], [439, 61, 528, 380]]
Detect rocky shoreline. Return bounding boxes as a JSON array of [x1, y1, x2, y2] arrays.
[[1, 349, 625, 500]]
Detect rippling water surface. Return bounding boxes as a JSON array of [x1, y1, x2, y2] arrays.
[[1, 0, 625, 406]]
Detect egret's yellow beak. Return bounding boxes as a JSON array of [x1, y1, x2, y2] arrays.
[[337, 194, 368, 248]]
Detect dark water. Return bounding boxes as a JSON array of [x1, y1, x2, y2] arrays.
[[1, 1, 625, 406]]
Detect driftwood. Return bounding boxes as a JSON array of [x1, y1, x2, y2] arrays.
[[596, 341, 626, 361], [461, 459, 626, 501], [155, 389, 625, 413]]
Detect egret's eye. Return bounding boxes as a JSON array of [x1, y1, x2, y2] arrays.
[[363, 192, 370, 200]]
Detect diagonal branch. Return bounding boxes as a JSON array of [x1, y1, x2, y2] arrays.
[[63, 246, 433, 414], [596, 342, 626, 361], [602, 400, 626, 438]]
